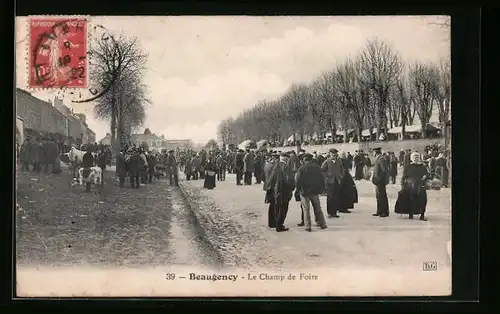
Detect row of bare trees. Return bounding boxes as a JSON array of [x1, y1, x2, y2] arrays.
[[89, 31, 150, 150], [217, 38, 451, 147]]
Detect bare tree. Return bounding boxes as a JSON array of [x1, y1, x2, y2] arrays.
[[303, 84, 320, 138], [434, 58, 451, 146], [359, 38, 402, 139], [314, 71, 339, 139], [89, 33, 148, 150], [205, 139, 218, 150], [335, 57, 369, 143], [408, 62, 440, 138], [394, 68, 413, 139], [282, 84, 309, 151], [217, 117, 237, 145]]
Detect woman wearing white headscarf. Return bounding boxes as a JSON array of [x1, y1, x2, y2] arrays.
[[395, 152, 429, 221]]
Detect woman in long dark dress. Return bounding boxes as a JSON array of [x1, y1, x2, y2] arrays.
[[203, 156, 217, 190], [435, 153, 449, 187], [389, 152, 398, 184], [395, 152, 429, 221], [338, 152, 358, 213]]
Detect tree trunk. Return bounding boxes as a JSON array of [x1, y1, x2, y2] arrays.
[[343, 129, 348, 143], [421, 119, 427, 139], [357, 125, 363, 144], [117, 104, 125, 151], [110, 97, 117, 149], [331, 125, 337, 143], [400, 105, 406, 140]]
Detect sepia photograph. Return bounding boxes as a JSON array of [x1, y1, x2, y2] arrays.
[[15, 15, 451, 297]]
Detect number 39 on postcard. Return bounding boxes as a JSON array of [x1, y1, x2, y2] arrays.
[[28, 16, 88, 89]]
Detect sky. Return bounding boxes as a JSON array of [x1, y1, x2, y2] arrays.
[[15, 15, 449, 144]]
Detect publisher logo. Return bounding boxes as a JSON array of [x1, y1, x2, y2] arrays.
[[422, 261, 438, 271]]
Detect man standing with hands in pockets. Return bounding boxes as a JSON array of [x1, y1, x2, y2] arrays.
[[295, 153, 327, 232]]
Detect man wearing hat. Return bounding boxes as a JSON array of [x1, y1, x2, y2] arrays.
[[19, 136, 32, 172], [321, 148, 344, 218], [243, 149, 255, 185], [295, 153, 327, 231], [128, 148, 141, 188], [371, 147, 390, 217], [167, 149, 179, 186], [263, 152, 279, 228], [353, 150, 364, 180], [234, 149, 245, 185], [268, 152, 295, 232], [115, 148, 127, 188]]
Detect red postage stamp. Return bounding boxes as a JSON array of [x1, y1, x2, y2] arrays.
[[28, 17, 88, 89]]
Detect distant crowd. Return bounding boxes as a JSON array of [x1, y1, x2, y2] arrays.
[[17, 137, 450, 232]]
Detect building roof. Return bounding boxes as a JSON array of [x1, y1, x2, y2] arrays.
[[16, 88, 51, 107], [86, 126, 95, 135], [130, 134, 162, 142]]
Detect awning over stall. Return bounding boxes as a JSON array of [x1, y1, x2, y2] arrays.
[[362, 128, 378, 137]]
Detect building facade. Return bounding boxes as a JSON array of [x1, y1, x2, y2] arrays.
[[16, 88, 95, 143], [99, 132, 193, 150]]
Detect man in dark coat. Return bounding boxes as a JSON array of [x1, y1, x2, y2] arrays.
[[254, 151, 264, 184], [403, 149, 412, 169], [216, 153, 227, 181], [185, 154, 194, 180], [263, 152, 279, 228], [30, 138, 42, 172], [82, 149, 94, 168], [321, 148, 344, 218], [295, 153, 327, 231], [398, 149, 406, 167], [199, 149, 207, 179], [19, 138, 31, 171], [371, 147, 390, 217], [42, 137, 59, 174], [167, 150, 179, 186], [234, 149, 244, 185], [389, 152, 398, 184], [147, 151, 157, 183], [128, 149, 141, 188], [243, 149, 255, 185], [227, 151, 235, 173], [95, 149, 107, 188], [105, 146, 113, 166], [193, 155, 201, 180], [347, 152, 354, 170], [268, 152, 295, 232], [353, 150, 364, 180], [315, 152, 325, 167], [115, 149, 127, 188], [79, 149, 94, 191]]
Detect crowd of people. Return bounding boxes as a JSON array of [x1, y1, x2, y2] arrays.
[[17, 136, 114, 175], [17, 135, 450, 232], [171, 145, 449, 232]]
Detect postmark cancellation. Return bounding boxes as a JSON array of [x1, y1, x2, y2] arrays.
[[27, 16, 88, 90]]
